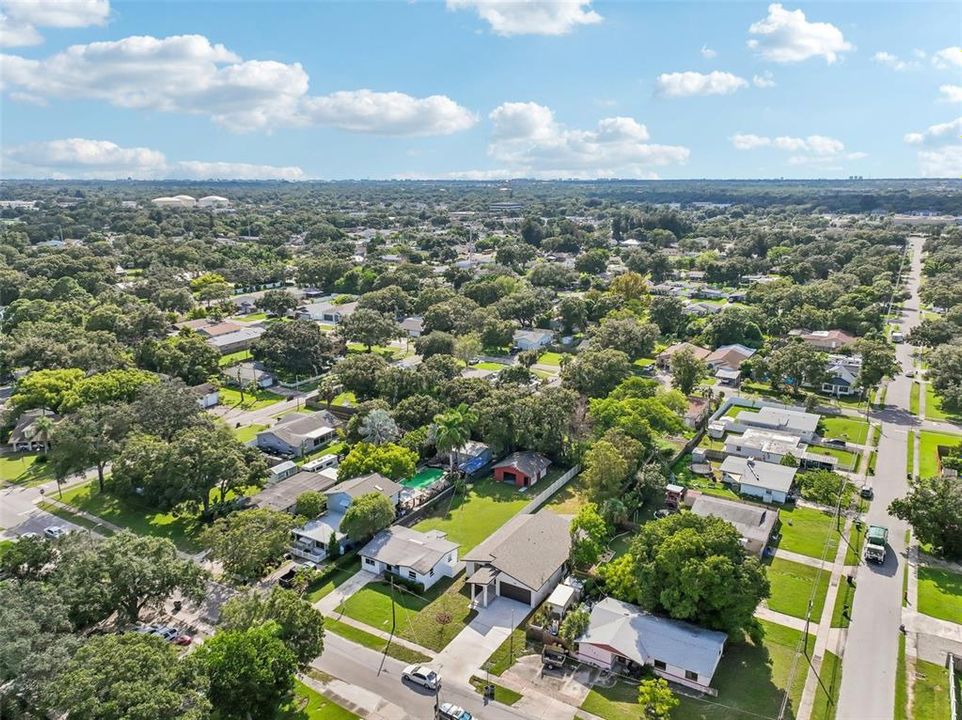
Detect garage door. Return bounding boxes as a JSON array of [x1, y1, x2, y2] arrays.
[[499, 582, 531, 605]]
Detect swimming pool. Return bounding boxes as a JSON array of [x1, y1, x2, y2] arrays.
[[402, 467, 445, 489]]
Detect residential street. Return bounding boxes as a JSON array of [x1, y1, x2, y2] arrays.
[[835, 235, 924, 720]]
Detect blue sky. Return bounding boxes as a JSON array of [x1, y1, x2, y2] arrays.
[[1, 0, 960, 180]]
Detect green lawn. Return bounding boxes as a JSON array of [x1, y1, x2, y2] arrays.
[[483, 626, 533, 676], [633, 357, 656, 368], [414, 475, 530, 553], [810, 651, 843, 720], [218, 386, 285, 410], [331, 391, 357, 407], [910, 383, 921, 416], [469, 676, 522, 706], [218, 349, 252, 367], [895, 634, 908, 720], [323, 618, 431, 665], [831, 575, 856, 628], [766, 557, 831, 621], [924, 383, 959, 422], [907, 431, 916, 476], [545, 471, 589, 515], [670, 456, 739, 501], [537, 351, 565, 367], [336, 575, 476, 652], [233, 423, 267, 443], [582, 620, 811, 720], [917, 567, 962, 624], [234, 312, 268, 323], [812, 445, 859, 471], [919, 431, 961, 479], [305, 556, 362, 603], [911, 659, 951, 720], [819, 417, 869, 445], [845, 522, 867, 566], [0, 453, 54, 487], [37, 500, 116, 537], [276, 680, 358, 720], [470, 362, 507, 371], [59, 482, 208, 552], [776, 505, 840, 560]]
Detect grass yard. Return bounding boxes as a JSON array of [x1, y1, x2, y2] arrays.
[[218, 348, 252, 367], [924, 383, 959, 422], [766, 557, 831, 621], [670, 456, 739, 501], [305, 556, 362, 603], [537, 351, 565, 367], [323, 618, 431, 665], [831, 575, 856, 628], [483, 626, 533, 676], [845, 522, 867, 566], [910, 383, 921, 416], [58, 482, 211, 552], [234, 312, 268, 323], [275, 680, 358, 720], [414, 474, 530, 552], [37, 500, 116, 537], [583, 620, 810, 720], [336, 575, 475, 652], [470, 361, 507, 371], [907, 431, 916, 476], [917, 567, 962, 625], [544, 471, 588, 515], [810, 651, 843, 720], [233, 423, 267, 443], [469, 676, 523, 706], [895, 634, 908, 720], [218, 386, 285, 410], [819, 416, 870, 445], [919, 431, 961, 479], [776, 505, 840, 560], [0, 452, 54, 487], [813, 445, 859, 471], [910, 659, 951, 720], [331, 391, 357, 407]]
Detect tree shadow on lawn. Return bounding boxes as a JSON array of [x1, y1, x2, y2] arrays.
[[673, 623, 808, 720]]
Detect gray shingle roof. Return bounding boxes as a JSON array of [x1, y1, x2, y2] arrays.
[[492, 451, 551, 479], [360, 526, 458, 574], [326, 473, 402, 500]]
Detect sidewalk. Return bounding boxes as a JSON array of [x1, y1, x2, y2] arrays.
[[331, 614, 437, 659], [300, 671, 411, 720], [773, 548, 829, 570], [313, 569, 375, 614], [754, 605, 817, 633]]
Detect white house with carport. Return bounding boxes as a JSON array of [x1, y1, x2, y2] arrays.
[[719, 455, 797, 504], [463, 511, 570, 608], [359, 526, 459, 591], [575, 597, 727, 694]]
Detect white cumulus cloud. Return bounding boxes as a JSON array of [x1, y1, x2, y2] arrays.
[[0, 33, 476, 135], [0, 137, 305, 180], [731, 132, 862, 165], [753, 71, 776, 88], [872, 51, 912, 71], [700, 45, 717, 59], [446, 0, 601, 36], [917, 145, 962, 177], [301, 90, 476, 135], [932, 47, 962, 69], [484, 101, 688, 178], [0, 0, 109, 47], [748, 4, 852, 64], [655, 71, 748, 97], [939, 85, 962, 103], [904, 117, 962, 145]]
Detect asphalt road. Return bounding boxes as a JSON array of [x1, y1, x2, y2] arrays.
[[835, 235, 924, 720], [314, 633, 541, 720]]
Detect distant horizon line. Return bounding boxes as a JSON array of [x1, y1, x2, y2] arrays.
[[1, 176, 959, 184]]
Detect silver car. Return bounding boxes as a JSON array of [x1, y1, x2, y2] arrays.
[[401, 664, 441, 691], [43, 526, 68, 539]]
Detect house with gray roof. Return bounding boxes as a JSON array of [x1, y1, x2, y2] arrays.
[[734, 406, 819, 442], [689, 493, 780, 556], [256, 411, 340, 457], [360, 526, 459, 590], [576, 597, 727, 694], [719, 455, 798, 504], [250, 470, 338, 514], [463, 511, 571, 608]]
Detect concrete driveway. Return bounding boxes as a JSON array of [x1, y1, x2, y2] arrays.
[[433, 596, 529, 684]]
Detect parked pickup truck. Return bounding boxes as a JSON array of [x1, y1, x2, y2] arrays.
[[864, 525, 888, 564]]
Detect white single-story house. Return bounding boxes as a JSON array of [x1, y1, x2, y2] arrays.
[[359, 526, 459, 591], [719, 455, 798, 504], [224, 361, 275, 389], [256, 411, 340, 457], [400, 316, 424, 338], [297, 301, 358, 324], [513, 329, 554, 352], [268, 460, 298, 484], [576, 597, 727, 694], [206, 326, 265, 355], [463, 512, 571, 608], [734, 407, 819, 443], [689, 493, 780, 556], [724, 428, 803, 464], [190, 382, 220, 409]]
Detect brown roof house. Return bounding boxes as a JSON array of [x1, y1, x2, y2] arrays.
[[657, 342, 711, 369]]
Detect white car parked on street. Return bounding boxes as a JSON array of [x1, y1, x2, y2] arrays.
[[401, 664, 441, 691]]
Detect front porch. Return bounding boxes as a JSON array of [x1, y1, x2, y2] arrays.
[[467, 565, 499, 608]]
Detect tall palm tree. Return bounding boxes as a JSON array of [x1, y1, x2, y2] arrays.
[[432, 403, 478, 476]]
